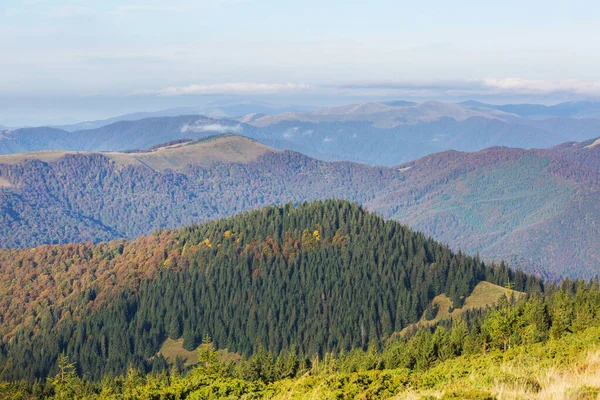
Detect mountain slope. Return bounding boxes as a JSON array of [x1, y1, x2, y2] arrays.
[[461, 100, 600, 119], [247, 100, 516, 128], [0, 200, 536, 381], [376, 141, 600, 278], [1, 135, 600, 278]]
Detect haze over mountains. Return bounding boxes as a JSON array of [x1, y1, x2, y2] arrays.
[[1, 134, 599, 279], [3, 100, 600, 166]]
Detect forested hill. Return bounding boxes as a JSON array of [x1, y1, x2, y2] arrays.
[[0, 200, 541, 381]]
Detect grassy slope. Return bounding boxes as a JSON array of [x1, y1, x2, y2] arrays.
[[0, 135, 275, 171], [400, 281, 525, 335], [158, 339, 200, 366], [158, 339, 242, 367]]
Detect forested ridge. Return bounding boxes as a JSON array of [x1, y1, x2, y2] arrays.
[[1, 135, 600, 279], [0, 200, 542, 383], [0, 149, 401, 247]]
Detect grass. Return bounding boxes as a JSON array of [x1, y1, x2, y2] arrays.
[[158, 338, 199, 366]]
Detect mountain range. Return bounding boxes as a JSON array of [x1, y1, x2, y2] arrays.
[[52, 100, 317, 132], [1, 134, 599, 279], [3, 100, 600, 165]]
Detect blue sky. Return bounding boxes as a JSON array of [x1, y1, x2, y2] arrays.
[[1, 0, 600, 124]]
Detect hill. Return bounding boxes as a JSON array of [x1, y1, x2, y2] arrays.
[[4, 100, 600, 166], [0, 204, 598, 398], [375, 140, 600, 279], [0, 135, 401, 248], [246, 100, 515, 128], [0, 200, 539, 381], [0, 135, 275, 171]]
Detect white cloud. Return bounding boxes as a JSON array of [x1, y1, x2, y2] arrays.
[[338, 78, 600, 97], [324, 137, 333, 142], [481, 78, 600, 96], [127, 77, 600, 102], [181, 123, 243, 133], [138, 82, 312, 96], [283, 127, 299, 138]]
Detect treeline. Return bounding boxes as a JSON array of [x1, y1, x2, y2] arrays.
[[0, 201, 539, 381], [2, 279, 599, 399]]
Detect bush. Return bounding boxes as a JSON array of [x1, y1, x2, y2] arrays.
[[565, 385, 600, 400], [440, 388, 496, 399]]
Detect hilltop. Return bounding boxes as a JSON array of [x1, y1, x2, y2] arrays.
[[0, 135, 275, 171]]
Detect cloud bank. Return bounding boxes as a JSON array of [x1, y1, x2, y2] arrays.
[[138, 78, 600, 100], [140, 82, 312, 96], [338, 78, 600, 97]]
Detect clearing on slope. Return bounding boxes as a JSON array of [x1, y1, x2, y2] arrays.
[[158, 338, 242, 367], [400, 281, 525, 335]]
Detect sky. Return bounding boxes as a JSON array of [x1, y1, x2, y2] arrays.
[[1, 0, 600, 125]]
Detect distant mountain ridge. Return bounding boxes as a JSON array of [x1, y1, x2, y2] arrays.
[[460, 100, 600, 118], [4, 100, 600, 166], [246, 100, 516, 128], [1, 134, 599, 279], [53, 100, 317, 132]]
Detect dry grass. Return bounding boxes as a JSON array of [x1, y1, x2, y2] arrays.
[[0, 150, 73, 165], [493, 350, 600, 399]]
